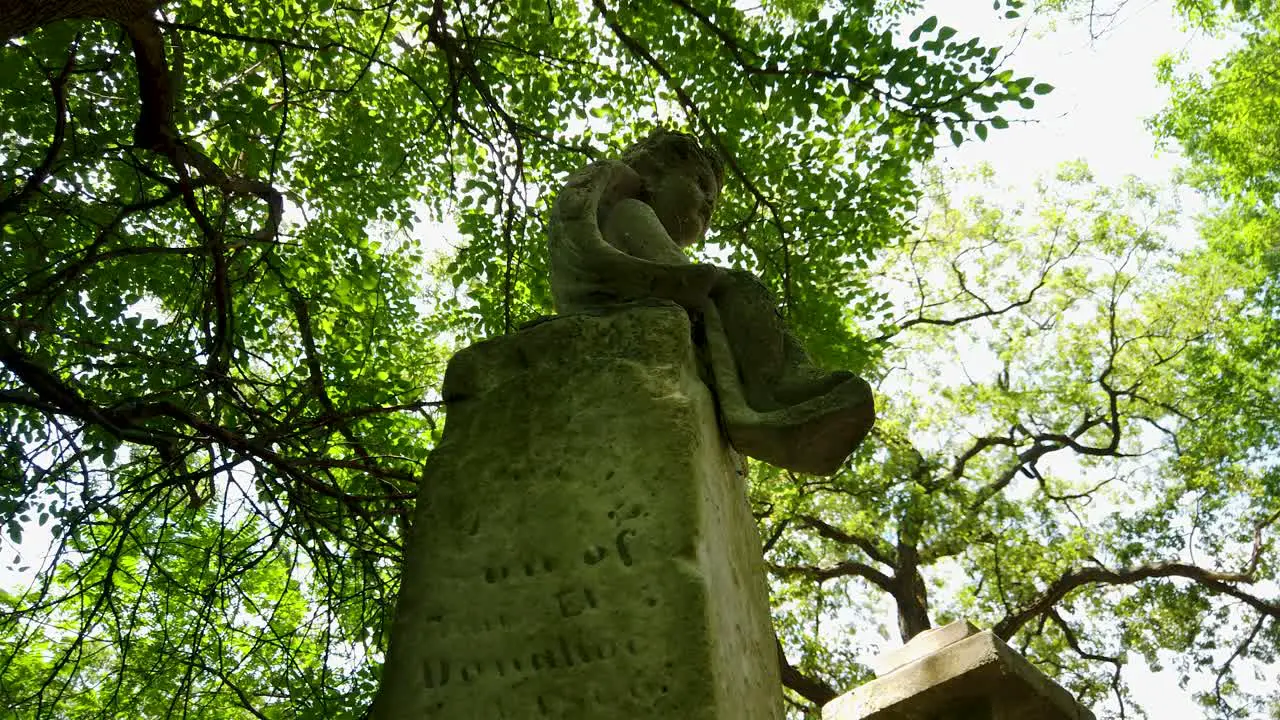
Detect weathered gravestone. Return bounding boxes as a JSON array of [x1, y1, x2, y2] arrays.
[[372, 129, 875, 718], [371, 303, 783, 719]]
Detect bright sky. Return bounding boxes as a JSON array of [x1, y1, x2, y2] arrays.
[[928, 0, 1235, 185], [909, 1, 1237, 717]]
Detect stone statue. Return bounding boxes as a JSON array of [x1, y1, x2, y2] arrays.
[[548, 129, 874, 476]]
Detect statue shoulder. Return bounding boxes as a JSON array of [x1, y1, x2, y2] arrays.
[[554, 161, 643, 218], [561, 159, 642, 189]]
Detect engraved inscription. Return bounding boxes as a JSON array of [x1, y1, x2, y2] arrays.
[[607, 502, 646, 567], [583, 545, 607, 565], [423, 658, 449, 689], [422, 501, 658, 709], [425, 612, 510, 640], [556, 587, 598, 618], [485, 556, 556, 584], [615, 528, 635, 566], [533, 657, 664, 719], [420, 635, 641, 691]]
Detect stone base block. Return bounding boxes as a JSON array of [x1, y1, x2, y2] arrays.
[[824, 621, 1094, 720], [869, 620, 980, 677], [372, 303, 782, 719]]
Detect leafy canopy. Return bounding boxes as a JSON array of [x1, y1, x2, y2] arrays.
[[0, 1, 1041, 717]]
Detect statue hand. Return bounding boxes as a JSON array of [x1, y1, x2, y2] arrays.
[[675, 263, 726, 308]]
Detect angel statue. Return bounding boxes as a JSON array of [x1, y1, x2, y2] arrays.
[[547, 128, 874, 476]]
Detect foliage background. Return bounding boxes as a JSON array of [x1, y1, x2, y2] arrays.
[[0, 0, 1276, 718]]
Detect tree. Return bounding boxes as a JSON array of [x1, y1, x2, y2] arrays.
[[1034, 0, 1275, 39], [0, 1, 1041, 717], [754, 2, 1280, 714], [760, 163, 1280, 718]]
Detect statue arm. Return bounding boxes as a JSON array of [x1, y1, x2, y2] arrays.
[[549, 160, 721, 310]]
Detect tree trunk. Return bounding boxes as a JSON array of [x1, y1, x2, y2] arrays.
[[895, 542, 932, 641]]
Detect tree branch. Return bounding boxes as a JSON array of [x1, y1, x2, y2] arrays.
[[776, 637, 838, 707], [769, 560, 895, 592], [0, 37, 76, 219], [795, 513, 897, 567], [995, 561, 1280, 640], [875, 273, 1049, 344]]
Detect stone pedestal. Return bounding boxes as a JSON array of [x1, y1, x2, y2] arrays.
[[372, 303, 783, 719], [823, 620, 1095, 720]]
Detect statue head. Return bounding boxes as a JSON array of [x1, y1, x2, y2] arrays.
[[620, 128, 725, 246]]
